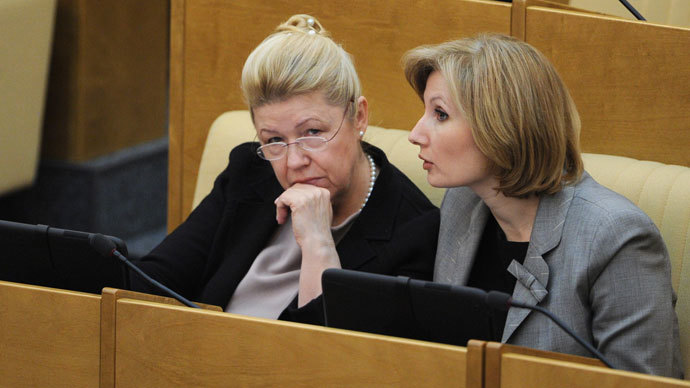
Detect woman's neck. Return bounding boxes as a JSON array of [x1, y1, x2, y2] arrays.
[[331, 151, 372, 226], [472, 181, 540, 242]]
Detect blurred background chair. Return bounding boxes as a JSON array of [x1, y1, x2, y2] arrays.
[[0, 0, 169, 258], [0, 0, 56, 195]]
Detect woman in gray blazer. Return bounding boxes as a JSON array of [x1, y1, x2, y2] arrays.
[[402, 34, 683, 378]]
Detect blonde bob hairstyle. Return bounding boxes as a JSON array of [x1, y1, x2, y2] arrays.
[[241, 14, 360, 120], [403, 34, 583, 197]]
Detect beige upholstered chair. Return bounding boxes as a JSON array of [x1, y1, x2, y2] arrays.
[[194, 110, 690, 377], [582, 153, 690, 377], [0, 0, 56, 195]]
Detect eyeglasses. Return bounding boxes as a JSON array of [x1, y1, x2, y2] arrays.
[[256, 103, 350, 161]]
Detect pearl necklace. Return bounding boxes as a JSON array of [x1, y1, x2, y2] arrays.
[[361, 154, 377, 210]]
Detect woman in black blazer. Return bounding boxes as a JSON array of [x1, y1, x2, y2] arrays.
[[131, 14, 439, 325]]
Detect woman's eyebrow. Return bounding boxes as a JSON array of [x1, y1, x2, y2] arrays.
[[295, 116, 327, 128], [258, 116, 329, 135], [258, 128, 281, 135], [429, 95, 446, 105]]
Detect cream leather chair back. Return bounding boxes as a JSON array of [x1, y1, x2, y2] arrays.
[[0, 0, 55, 194], [583, 154, 690, 376]]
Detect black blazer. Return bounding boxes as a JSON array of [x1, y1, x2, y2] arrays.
[[132, 142, 439, 324]]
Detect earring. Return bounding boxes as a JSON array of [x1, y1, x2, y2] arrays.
[[359, 131, 365, 138]]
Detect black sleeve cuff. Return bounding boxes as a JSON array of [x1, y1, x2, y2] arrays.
[[278, 295, 325, 326]]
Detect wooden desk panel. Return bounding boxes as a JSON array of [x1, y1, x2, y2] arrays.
[[113, 299, 475, 387], [500, 354, 690, 388], [525, 7, 690, 166], [0, 281, 100, 387], [99, 288, 222, 388], [42, 0, 169, 162], [484, 342, 604, 388]]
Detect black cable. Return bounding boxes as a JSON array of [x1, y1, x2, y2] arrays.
[[619, 0, 646, 21], [509, 298, 616, 369], [112, 250, 200, 309]]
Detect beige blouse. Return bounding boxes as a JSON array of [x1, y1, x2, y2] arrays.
[[225, 212, 358, 319]]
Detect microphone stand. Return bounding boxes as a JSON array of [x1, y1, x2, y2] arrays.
[[619, 0, 646, 21], [487, 290, 617, 369], [508, 298, 615, 368], [90, 233, 200, 309], [112, 249, 201, 309]]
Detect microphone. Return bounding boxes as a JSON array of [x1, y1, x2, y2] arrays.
[[486, 290, 615, 369], [89, 233, 200, 309]]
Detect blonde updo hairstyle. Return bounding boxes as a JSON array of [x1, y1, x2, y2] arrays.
[[403, 34, 583, 197], [241, 14, 361, 121]]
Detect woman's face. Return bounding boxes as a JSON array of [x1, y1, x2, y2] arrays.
[[253, 92, 367, 208], [408, 71, 492, 190]]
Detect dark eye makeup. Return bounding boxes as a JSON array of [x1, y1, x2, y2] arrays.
[[434, 108, 449, 121]]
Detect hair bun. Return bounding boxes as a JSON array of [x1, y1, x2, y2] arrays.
[[275, 14, 330, 37]]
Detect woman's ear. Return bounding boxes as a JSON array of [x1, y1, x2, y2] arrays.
[[355, 96, 369, 134]]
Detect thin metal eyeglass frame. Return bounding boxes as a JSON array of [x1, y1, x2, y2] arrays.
[[256, 102, 351, 161]]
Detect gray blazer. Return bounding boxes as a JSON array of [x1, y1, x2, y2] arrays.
[[435, 172, 683, 378]]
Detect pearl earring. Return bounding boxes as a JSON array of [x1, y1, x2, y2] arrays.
[[359, 131, 365, 138]]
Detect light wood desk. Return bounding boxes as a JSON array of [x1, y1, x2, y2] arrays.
[[485, 341, 690, 388], [106, 296, 481, 387], [0, 280, 101, 387], [3, 281, 688, 387]]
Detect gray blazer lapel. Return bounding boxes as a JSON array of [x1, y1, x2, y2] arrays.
[[434, 187, 489, 285], [502, 255, 549, 341], [501, 184, 575, 342]]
